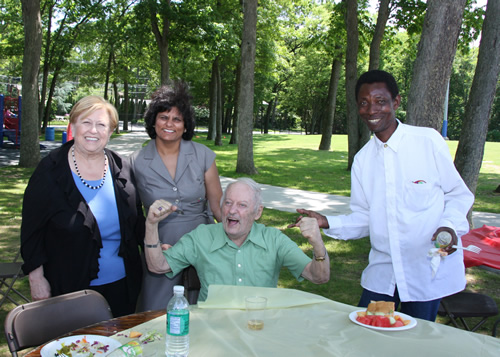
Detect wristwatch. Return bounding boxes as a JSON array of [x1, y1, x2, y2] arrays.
[[145, 240, 161, 248], [314, 247, 327, 261]]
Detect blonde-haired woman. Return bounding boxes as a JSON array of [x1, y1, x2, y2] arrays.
[[21, 96, 145, 317]]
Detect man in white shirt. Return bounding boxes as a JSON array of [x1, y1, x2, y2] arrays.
[[290, 70, 474, 321]]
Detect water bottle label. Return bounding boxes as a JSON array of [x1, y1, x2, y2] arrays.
[[167, 310, 189, 336]]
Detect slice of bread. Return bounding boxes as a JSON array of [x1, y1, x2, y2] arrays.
[[366, 301, 395, 316]]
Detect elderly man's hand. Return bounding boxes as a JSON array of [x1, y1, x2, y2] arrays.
[[147, 199, 180, 225], [297, 217, 323, 245]]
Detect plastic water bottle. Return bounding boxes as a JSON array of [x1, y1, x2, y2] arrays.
[[165, 285, 189, 357]]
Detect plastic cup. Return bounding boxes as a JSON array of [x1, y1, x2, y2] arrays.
[[245, 296, 267, 330]]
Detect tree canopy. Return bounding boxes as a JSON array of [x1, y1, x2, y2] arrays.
[[0, 0, 497, 177]]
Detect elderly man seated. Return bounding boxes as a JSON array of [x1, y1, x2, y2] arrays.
[[144, 177, 330, 301]]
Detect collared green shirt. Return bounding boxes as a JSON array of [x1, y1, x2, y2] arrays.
[[164, 222, 311, 301]]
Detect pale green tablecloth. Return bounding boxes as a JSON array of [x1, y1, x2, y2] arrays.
[[111, 285, 500, 357]]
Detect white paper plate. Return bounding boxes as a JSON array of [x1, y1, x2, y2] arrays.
[[349, 310, 417, 331], [40, 334, 121, 356]]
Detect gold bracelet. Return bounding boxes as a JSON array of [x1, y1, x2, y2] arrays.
[[145, 240, 161, 248]]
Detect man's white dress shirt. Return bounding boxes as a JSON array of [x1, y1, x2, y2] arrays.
[[324, 122, 474, 302]]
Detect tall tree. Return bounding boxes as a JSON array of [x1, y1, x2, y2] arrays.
[[39, 0, 106, 132], [369, 0, 391, 70], [318, 1, 344, 151], [236, 0, 258, 175], [406, 0, 466, 129], [345, 0, 360, 170], [19, 0, 42, 168], [207, 58, 218, 141], [454, 0, 500, 222], [229, 64, 241, 145], [145, 0, 171, 85], [318, 55, 342, 151]]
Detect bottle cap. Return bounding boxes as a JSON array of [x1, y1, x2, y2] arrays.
[[173, 285, 185, 294]]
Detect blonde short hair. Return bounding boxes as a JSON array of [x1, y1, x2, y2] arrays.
[[69, 96, 119, 131]]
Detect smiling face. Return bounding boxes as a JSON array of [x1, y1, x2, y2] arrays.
[[357, 82, 401, 143], [71, 108, 113, 155], [222, 182, 263, 245], [154, 106, 185, 144]]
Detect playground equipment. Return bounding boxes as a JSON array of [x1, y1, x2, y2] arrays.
[[0, 94, 22, 148]]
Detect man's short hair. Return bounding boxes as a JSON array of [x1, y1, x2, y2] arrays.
[[355, 70, 399, 101], [221, 178, 263, 213]]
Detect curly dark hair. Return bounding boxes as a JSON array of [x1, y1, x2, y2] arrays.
[[355, 70, 400, 101], [144, 81, 195, 140]]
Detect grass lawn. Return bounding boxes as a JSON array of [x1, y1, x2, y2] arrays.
[[0, 131, 499, 355], [193, 133, 500, 214]]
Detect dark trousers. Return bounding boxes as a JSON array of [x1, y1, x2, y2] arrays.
[[89, 277, 135, 317]]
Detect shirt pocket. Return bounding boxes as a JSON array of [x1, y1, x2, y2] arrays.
[[403, 179, 434, 213]]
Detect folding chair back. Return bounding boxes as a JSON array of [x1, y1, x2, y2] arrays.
[[183, 265, 201, 305], [0, 251, 30, 308], [438, 291, 499, 332], [4, 290, 113, 356]]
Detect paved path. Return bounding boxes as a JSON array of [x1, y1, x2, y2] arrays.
[[3, 128, 499, 227]]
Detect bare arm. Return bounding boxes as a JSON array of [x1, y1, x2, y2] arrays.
[[296, 217, 330, 284], [204, 161, 223, 222], [144, 199, 176, 274], [28, 266, 51, 301], [288, 208, 330, 229]]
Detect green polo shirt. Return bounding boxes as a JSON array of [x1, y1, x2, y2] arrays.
[[164, 222, 311, 301]]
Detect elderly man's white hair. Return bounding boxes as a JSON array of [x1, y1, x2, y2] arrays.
[[220, 177, 263, 213]]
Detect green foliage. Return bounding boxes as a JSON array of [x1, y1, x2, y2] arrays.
[[487, 130, 500, 142], [0, 0, 497, 141]]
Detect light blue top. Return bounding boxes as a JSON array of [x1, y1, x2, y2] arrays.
[[164, 222, 311, 301], [72, 168, 125, 285]]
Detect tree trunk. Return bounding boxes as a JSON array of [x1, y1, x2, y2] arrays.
[[104, 49, 113, 100], [42, 66, 61, 132], [369, 0, 391, 71], [236, 0, 258, 175], [319, 55, 342, 150], [345, 0, 359, 170], [229, 66, 240, 145], [263, 98, 273, 134], [149, 0, 171, 85], [19, 0, 42, 168], [113, 80, 120, 134], [123, 76, 129, 131], [215, 58, 223, 146], [406, 0, 466, 129], [455, 0, 500, 211], [223, 94, 232, 134], [207, 58, 218, 141], [38, 2, 53, 129]]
